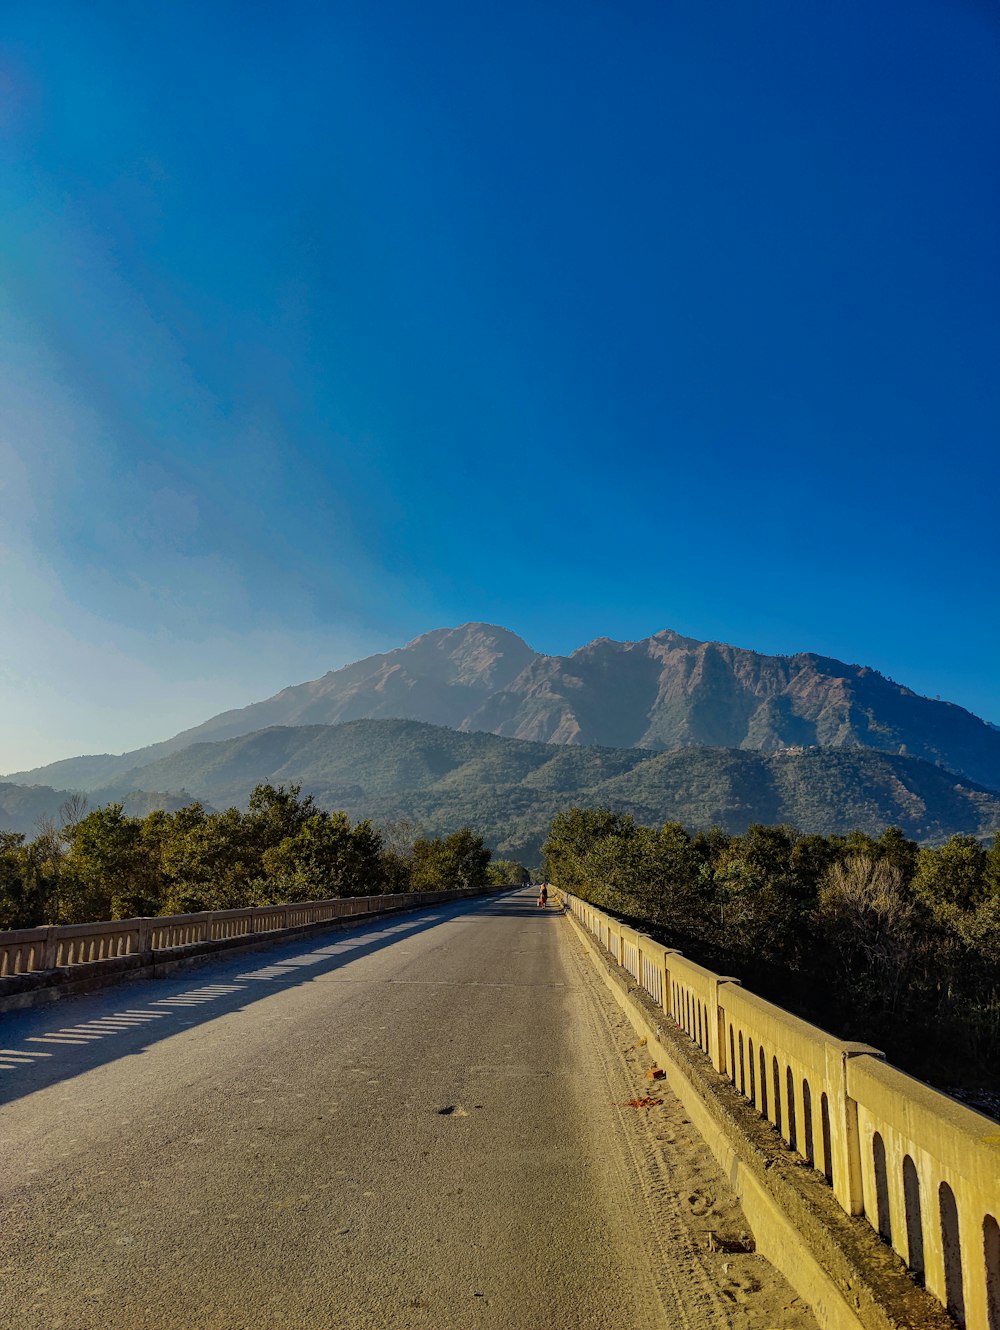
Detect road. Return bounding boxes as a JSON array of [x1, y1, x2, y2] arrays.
[[0, 890, 816, 1330]]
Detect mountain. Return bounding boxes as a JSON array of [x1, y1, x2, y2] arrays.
[[7, 623, 1000, 794], [84, 719, 1000, 863], [2, 624, 537, 791]]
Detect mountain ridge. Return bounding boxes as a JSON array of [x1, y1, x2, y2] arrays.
[[6, 622, 999, 794]]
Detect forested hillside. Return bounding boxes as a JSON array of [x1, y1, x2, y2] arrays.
[[5, 720, 997, 861]]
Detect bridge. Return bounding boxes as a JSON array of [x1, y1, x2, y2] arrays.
[[0, 887, 996, 1329]]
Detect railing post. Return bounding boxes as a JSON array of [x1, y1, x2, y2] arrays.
[[42, 926, 59, 970], [712, 978, 741, 1075], [662, 950, 681, 1019], [707, 984, 739, 1074], [825, 1043, 882, 1217]]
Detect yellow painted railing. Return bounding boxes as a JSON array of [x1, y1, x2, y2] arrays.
[[560, 890, 1000, 1330]]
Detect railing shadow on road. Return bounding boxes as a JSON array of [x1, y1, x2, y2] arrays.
[[0, 892, 526, 1109]]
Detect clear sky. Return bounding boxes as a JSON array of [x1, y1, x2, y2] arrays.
[[1, 0, 998, 771]]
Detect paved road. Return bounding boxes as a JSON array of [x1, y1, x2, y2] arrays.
[[0, 890, 815, 1330]]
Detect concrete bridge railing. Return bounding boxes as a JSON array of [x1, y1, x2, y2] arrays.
[[562, 891, 1000, 1330], [0, 889, 479, 978]]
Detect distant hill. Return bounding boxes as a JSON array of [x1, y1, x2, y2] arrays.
[[7, 623, 1000, 796], [69, 718, 1000, 864], [0, 783, 203, 838]]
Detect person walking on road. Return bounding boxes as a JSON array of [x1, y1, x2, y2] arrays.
[[537, 883, 548, 908]]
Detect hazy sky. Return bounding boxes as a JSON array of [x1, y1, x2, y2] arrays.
[[2, 1, 998, 771]]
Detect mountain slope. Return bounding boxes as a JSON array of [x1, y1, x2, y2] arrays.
[[467, 632, 1000, 788], [103, 719, 1000, 861], [7, 623, 1000, 793]]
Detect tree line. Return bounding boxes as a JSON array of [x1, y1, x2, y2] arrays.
[[0, 785, 515, 928], [543, 809, 1000, 1094]]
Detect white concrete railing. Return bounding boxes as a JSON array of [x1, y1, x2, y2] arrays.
[[561, 891, 1000, 1330], [0, 889, 474, 978]]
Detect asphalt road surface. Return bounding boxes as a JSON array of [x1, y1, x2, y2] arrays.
[[0, 890, 815, 1330]]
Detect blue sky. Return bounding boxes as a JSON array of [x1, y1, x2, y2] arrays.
[[1, 0, 998, 770]]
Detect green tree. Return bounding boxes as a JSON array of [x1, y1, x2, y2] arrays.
[[410, 828, 491, 893], [913, 834, 989, 914], [159, 806, 259, 913], [261, 812, 386, 899], [245, 784, 316, 854], [20, 827, 68, 925], [985, 836, 1000, 901], [713, 825, 802, 962], [486, 858, 530, 886], [543, 807, 635, 892], [875, 826, 920, 883], [788, 833, 841, 899], [649, 822, 714, 937], [63, 804, 162, 920], [0, 832, 30, 929], [577, 823, 651, 916]]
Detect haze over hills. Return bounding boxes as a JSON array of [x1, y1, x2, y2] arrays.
[[6, 623, 1000, 795], [3, 720, 998, 862], [0, 783, 204, 838]]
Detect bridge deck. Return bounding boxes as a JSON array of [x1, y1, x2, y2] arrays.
[[0, 889, 816, 1329]]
